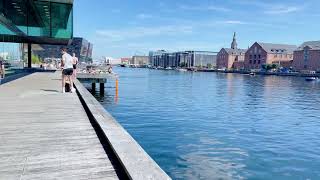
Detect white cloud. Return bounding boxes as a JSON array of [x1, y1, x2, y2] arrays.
[[220, 20, 247, 25], [264, 6, 301, 14], [179, 5, 230, 12], [136, 13, 153, 19], [96, 25, 193, 42]]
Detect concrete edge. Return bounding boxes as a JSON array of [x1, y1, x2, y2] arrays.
[[0, 72, 33, 85], [74, 79, 172, 180]]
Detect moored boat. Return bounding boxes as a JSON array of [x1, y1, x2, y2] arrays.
[[305, 77, 318, 81]]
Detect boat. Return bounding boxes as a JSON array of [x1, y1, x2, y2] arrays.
[[177, 68, 187, 72], [119, 64, 127, 67], [165, 67, 173, 70], [305, 77, 318, 81], [249, 72, 256, 76]]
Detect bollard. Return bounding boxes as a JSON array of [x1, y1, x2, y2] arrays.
[[115, 79, 119, 103], [115, 79, 119, 94]]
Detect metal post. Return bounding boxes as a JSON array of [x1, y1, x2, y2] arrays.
[[28, 43, 31, 68]]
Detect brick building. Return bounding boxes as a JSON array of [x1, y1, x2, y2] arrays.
[[292, 41, 320, 72], [216, 33, 246, 70], [244, 42, 296, 70]]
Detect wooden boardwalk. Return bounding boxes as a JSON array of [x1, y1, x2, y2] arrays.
[[0, 72, 120, 180]]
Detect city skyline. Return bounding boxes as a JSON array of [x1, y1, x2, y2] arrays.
[[74, 0, 320, 59]]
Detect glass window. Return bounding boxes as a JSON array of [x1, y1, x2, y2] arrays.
[[0, 0, 73, 39], [51, 2, 73, 38], [254, 60, 256, 64], [249, 60, 252, 64]]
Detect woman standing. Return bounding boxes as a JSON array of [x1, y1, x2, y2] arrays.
[[72, 53, 78, 81], [0, 60, 5, 79]]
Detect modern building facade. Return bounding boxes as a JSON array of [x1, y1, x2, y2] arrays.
[[131, 56, 149, 65], [149, 50, 217, 68], [0, 0, 74, 67], [292, 41, 320, 72], [216, 33, 246, 70], [244, 42, 296, 70], [33, 37, 93, 63]]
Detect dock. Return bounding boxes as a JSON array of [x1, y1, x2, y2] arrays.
[[77, 73, 118, 94], [0, 71, 170, 180]]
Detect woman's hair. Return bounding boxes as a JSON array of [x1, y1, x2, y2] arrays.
[[61, 47, 67, 52]]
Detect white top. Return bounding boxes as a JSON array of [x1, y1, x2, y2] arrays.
[[62, 53, 73, 69]]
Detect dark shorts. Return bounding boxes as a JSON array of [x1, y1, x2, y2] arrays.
[[62, 68, 73, 76], [73, 64, 77, 69]]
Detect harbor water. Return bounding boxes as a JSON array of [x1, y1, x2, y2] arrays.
[[90, 67, 320, 180]]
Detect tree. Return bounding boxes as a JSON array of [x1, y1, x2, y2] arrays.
[[271, 63, 278, 69], [207, 64, 212, 69], [179, 62, 187, 67], [262, 64, 279, 71], [31, 54, 42, 64]]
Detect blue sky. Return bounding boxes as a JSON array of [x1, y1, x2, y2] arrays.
[[73, 0, 320, 59]]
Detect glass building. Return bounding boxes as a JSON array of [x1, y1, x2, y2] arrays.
[[32, 37, 93, 63], [149, 50, 217, 68], [0, 0, 73, 67]]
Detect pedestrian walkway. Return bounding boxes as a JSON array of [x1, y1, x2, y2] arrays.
[[0, 71, 119, 180]]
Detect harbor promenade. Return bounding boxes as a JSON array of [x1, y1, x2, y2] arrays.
[[0, 71, 170, 180], [0, 71, 119, 179]]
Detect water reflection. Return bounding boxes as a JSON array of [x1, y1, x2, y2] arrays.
[[92, 68, 320, 180]]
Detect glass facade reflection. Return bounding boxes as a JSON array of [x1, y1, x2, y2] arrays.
[[32, 37, 93, 63], [0, 0, 73, 43]]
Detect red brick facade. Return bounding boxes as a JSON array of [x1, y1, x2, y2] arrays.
[[292, 41, 320, 72], [244, 42, 295, 70], [216, 48, 245, 70]]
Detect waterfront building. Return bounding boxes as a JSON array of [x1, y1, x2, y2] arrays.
[[216, 33, 246, 70], [121, 57, 131, 65], [33, 37, 93, 63], [188, 51, 217, 68], [244, 42, 296, 70], [149, 50, 167, 67], [149, 50, 217, 68], [0, 0, 73, 67], [131, 55, 149, 65], [104, 57, 121, 65], [292, 41, 320, 72]]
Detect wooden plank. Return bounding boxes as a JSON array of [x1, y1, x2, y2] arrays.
[[0, 71, 119, 180]]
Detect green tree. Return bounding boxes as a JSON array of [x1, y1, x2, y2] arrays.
[[207, 64, 212, 69], [32, 54, 42, 64], [179, 62, 187, 67], [271, 63, 278, 69]]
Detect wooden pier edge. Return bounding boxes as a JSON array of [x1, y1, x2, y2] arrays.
[[74, 79, 172, 180]]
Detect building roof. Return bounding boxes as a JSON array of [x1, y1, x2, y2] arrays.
[[223, 48, 247, 55], [296, 41, 320, 51], [257, 42, 297, 54]]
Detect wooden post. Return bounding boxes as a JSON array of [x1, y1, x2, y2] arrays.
[[115, 79, 119, 96], [100, 83, 104, 95], [115, 79, 119, 104], [92, 83, 96, 92]]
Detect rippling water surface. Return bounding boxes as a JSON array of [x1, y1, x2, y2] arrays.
[[89, 67, 320, 180]]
